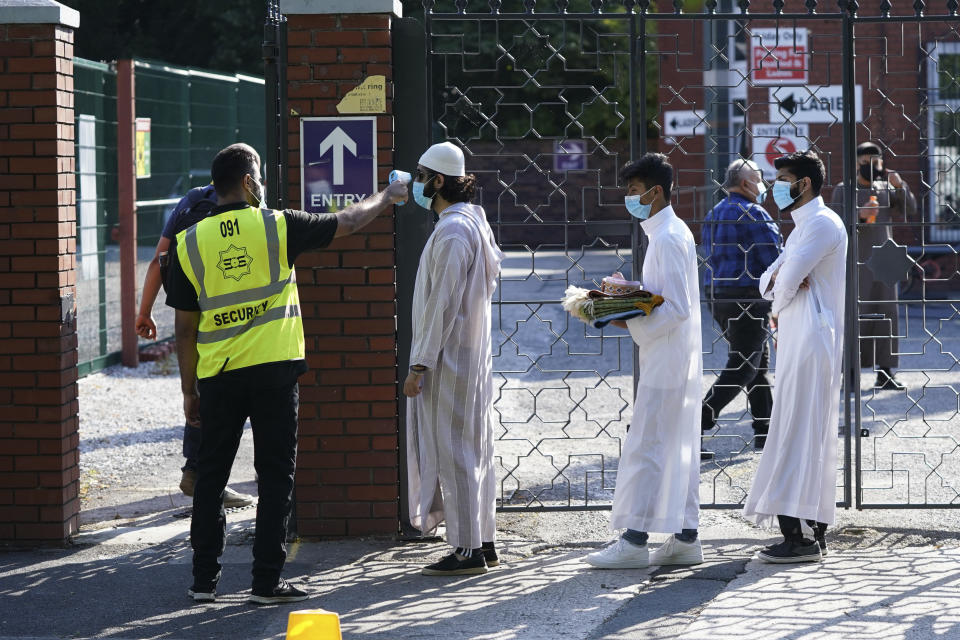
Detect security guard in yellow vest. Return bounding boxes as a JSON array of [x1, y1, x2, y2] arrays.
[[165, 143, 408, 604]]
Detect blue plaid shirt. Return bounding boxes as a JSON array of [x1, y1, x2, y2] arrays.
[[701, 193, 781, 292]]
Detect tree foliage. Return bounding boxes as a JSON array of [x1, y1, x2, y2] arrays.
[[60, 0, 266, 75]]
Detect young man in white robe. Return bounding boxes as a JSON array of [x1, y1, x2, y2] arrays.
[[584, 153, 704, 569], [403, 142, 504, 576], [743, 150, 847, 563]]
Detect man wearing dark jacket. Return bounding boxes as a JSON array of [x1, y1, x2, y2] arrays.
[[831, 141, 916, 390]]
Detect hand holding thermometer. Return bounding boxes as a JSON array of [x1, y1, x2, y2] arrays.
[[389, 170, 412, 205]]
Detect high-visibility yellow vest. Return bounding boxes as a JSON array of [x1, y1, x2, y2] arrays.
[[175, 205, 304, 379]]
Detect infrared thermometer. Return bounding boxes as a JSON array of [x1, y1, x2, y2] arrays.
[[389, 170, 412, 205]]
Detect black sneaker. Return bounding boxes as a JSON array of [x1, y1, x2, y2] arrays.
[[482, 542, 499, 567], [422, 552, 488, 576], [248, 579, 309, 604], [187, 586, 216, 602], [814, 535, 828, 557], [754, 434, 767, 450], [757, 539, 822, 564], [875, 370, 905, 391]]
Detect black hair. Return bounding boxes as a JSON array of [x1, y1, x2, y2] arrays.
[[856, 141, 882, 157], [434, 173, 478, 204], [773, 149, 825, 196], [619, 152, 673, 200], [211, 143, 260, 197]]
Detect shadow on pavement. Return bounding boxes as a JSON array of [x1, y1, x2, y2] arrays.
[[0, 544, 288, 640], [676, 546, 960, 640]]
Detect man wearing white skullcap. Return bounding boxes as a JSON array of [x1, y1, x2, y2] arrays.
[[403, 142, 504, 576]]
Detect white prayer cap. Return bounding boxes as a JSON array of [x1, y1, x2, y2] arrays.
[[418, 142, 466, 177]]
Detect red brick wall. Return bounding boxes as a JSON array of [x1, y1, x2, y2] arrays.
[[0, 22, 79, 543], [285, 13, 399, 537]]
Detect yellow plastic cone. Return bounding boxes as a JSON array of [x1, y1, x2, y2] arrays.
[[285, 609, 342, 640]]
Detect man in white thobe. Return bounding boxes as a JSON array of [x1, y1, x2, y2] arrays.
[[584, 153, 704, 569], [743, 150, 847, 563], [403, 142, 504, 576]]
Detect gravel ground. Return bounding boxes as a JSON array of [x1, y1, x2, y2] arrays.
[[77, 355, 256, 525], [77, 246, 175, 366]]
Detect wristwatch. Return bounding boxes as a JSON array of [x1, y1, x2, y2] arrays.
[[410, 364, 427, 374]]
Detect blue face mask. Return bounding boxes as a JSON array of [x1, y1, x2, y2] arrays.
[[772, 180, 798, 210], [624, 186, 656, 220], [754, 180, 767, 204], [412, 180, 434, 210]]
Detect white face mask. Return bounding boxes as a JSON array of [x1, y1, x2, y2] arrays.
[[752, 179, 767, 204]]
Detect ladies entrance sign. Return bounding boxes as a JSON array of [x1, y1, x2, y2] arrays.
[[300, 116, 378, 214]]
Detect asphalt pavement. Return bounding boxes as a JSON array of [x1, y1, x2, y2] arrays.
[[36, 248, 960, 638], [2, 506, 959, 639]]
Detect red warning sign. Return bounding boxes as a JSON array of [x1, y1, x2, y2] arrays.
[[751, 28, 808, 86]]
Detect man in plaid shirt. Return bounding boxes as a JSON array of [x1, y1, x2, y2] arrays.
[[701, 159, 781, 455]]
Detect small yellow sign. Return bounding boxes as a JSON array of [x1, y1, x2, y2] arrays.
[[336, 75, 386, 114], [135, 117, 151, 179]]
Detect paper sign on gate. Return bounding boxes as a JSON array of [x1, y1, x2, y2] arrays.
[[135, 117, 151, 179], [751, 27, 808, 86], [752, 123, 810, 178]]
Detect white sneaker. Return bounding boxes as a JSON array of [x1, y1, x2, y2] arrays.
[[223, 487, 255, 508], [583, 538, 649, 569], [649, 536, 704, 566]]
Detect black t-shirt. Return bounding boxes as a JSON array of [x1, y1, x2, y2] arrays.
[[164, 203, 339, 312]]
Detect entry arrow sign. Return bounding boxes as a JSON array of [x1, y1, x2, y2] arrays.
[[316, 126, 357, 186]]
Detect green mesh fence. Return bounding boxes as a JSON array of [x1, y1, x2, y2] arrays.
[[73, 57, 266, 376], [74, 58, 118, 377]]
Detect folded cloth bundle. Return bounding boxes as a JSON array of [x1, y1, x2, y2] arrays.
[[562, 273, 664, 328]]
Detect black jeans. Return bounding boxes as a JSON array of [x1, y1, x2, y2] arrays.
[[778, 515, 827, 543], [702, 291, 773, 435], [182, 425, 202, 472], [191, 372, 299, 591]]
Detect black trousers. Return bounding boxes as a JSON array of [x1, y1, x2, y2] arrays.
[[191, 372, 299, 591], [778, 515, 827, 542], [702, 292, 773, 435], [182, 424, 202, 472]]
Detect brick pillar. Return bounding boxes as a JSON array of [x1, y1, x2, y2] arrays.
[[280, 0, 400, 537], [0, 1, 80, 544]]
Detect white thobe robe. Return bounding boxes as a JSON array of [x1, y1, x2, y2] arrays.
[[406, 202, 503, 548], [743, 196, 847, 527], [611, 206, 703, 534]]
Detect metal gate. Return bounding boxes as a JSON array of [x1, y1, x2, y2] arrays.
[[419, 0, 960, 511], [264, 0, 288, 211]]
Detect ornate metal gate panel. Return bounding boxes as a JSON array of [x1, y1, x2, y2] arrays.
[[420, 0, 960, 511], [426, 5, 639, 510]]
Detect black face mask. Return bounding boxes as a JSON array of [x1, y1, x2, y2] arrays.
[[246, 176, 263, 206], [859, 163, 886, 182]]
